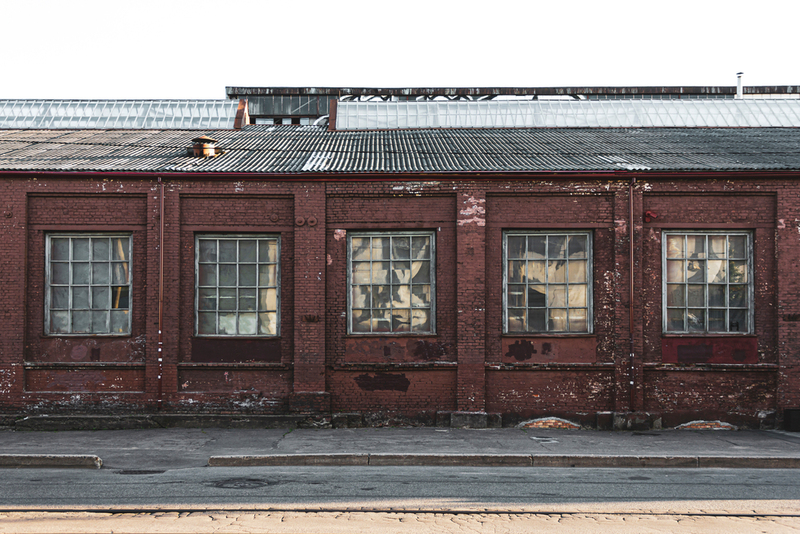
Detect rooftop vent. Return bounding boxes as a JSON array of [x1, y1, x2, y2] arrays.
[[190, 135, 221, 158]]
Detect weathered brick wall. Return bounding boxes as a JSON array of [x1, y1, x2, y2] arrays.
[[486, 368, 616, 424], [329, 369, 457, 421], [325, 187, 458, 416], [1, 173, 796, 427]]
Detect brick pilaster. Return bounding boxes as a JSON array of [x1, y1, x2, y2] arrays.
[[455, 188, 487, 413], [291, 184, 329, 412]]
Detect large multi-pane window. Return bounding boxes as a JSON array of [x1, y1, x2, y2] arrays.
[[46, 234, 131, 335], [504, 231, 592, 333], [348, 232, 435, 334], [196, 235, 280, 336], [663, 232, 752, 333]]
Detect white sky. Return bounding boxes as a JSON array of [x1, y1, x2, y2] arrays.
[[2, 0, 797, 99]]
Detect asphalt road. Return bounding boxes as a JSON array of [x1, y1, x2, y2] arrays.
[[3, 466, 800, 511]]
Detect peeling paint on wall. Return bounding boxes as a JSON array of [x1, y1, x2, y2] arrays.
[[458, 194, 486, 226], [333, 229, 346, 241]]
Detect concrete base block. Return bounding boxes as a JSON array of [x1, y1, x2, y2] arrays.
[[613, 411, 662, 431], [450, 411, 487, 428]]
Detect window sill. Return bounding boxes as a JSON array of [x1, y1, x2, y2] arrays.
[[487, 362, 613, 371], [644, 363, 777, 372], [333, 361, 456, 371], [178, 362, 291, 369], [661, 333, 756, 338], [501, 333, 595, 338], [24, 361, 145, 369], [344, 333, 438, 338]]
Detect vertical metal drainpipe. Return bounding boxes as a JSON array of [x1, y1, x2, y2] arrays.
[[157, 177, 164, 410], [629, 176, 636, 411]]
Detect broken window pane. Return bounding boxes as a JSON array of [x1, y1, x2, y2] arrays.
[[111, 287, 129, 309], [112, 238, 129, 261], [349, 232, 435, 334]]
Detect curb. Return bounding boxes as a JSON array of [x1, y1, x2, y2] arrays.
[[0, 454, 102, 469], [207, 454, 800, 468]]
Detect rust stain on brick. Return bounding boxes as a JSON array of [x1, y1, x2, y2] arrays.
[[354, 373, 411, 392]]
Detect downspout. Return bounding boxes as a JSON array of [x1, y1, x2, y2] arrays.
[[629, 176, 636, 411], [157, 177, 164, 410]]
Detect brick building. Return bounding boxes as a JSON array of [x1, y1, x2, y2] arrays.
[[2, 94, 800, 429]]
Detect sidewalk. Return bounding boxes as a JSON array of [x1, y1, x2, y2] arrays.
[[2, 426, 800, 469]]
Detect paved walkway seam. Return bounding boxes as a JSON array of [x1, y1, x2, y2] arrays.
[[207, 454, 800, 468]]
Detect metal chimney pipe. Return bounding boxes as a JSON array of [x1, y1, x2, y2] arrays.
[[736, 72, 744, 100]]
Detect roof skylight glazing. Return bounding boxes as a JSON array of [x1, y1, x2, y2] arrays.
[[0, 100, 239, 129], [335, 99, 800, 130]]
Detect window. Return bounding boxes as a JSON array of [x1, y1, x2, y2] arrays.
[[348, 232, 435, 334], [46, 235, 131, 335], [504, 231, 592, 333], [196, 235, 280, 336], [663, 232, 752, 333]]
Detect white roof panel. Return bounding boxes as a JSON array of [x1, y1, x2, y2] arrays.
[[0, 100, 239, 129], [335, 99, 800, 130]]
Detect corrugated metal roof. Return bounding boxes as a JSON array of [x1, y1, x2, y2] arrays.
[[0, 100, 239, 129], [335, 100, 800, 130], [0, 126, 799, 174]]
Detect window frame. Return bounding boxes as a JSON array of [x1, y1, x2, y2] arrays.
[[502, 230, 593, 335], [194, 234, 281, 337], [662, 230, 753, 335], [347, 230, 436, 335], [45, 233, 133, 336]]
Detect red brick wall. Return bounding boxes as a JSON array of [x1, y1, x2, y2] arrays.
[[0, 173, 795, 427]]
